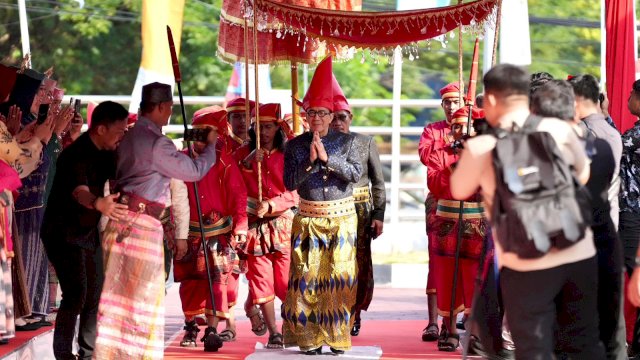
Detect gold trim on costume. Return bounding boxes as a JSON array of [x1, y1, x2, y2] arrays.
[[441, 91, 460, 100], [352, 186, 371, 204], [298, 197, 355, 218], [253, 294, 275, 305], [435, 199, 485, 220]]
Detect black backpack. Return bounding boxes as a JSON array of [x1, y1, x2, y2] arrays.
[[490, 115, 592, 259]]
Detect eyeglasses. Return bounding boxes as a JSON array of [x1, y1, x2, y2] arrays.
[[335, 114, 349, 121], [306, 110, 331, 118]]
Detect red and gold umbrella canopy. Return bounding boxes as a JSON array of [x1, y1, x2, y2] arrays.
[[218, 0, 362, 65]]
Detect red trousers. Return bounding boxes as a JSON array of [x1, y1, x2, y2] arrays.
[[432, 253, 479, 318], [247, 250, 290, 305], [179, 272, 240, 319]]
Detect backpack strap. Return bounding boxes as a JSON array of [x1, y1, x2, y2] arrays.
[[522, 114, 543, 132]]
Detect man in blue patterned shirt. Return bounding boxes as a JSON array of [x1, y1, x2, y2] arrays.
[[621, 79, 640, 358]]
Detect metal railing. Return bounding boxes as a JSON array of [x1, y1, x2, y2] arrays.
[[65, 94, 439, 223]]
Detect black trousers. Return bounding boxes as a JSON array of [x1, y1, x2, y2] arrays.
[[592, 222, 627, 360], [43, 237, 104, 360], [620, 211, 640, 353], [501, 257, 605, 360]]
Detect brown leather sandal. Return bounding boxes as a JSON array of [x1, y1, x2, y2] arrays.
[[246, 306, 267, 336]]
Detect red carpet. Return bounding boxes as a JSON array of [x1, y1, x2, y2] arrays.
[[164, 320, 463, 359], [0, 324, 54, 358]]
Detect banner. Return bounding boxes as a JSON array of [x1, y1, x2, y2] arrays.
[[129, 0, 185, 113]]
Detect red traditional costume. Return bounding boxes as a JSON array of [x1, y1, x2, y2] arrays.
[[220, 98, 255, 155], [235, 103, 298, 307], [174, 108, 248, 320], [426, 106, 487, 319], [418, 82, 460, 297]]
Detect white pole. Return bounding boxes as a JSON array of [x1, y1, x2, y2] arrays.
[[600, 0, 606, 85], [17, 0, 31, 66], [390, 48, 402, 225]]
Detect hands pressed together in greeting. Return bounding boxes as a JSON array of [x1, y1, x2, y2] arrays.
[[309, 131, 328, 163]]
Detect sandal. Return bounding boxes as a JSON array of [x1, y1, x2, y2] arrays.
[[219, 329, 236, 342], [180, 320, 200, 347], [437, 332, 460, 352], [201, 326, 223, 352], [246, 306, 268, 336], [266, 332, 284, 349], [421, 322, 439, 342]]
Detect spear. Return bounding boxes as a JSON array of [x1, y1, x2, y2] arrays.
[[449, 37, 480, 336], [167, 25, 223, 352]]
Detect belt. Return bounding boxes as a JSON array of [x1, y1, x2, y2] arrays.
[[298, 196, 355, 218], [189, 215, 233, 238], [118, 192, 165, 220], [435, 199, 485, 220], [353, 186, 371, 204]]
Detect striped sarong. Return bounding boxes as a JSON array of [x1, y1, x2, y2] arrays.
[[282, 198, 358, 352], [93, 212, 165, 360]]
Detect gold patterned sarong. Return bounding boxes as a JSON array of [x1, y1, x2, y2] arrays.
[[94, 212, 165, 360], [282, 197, 358, 351]]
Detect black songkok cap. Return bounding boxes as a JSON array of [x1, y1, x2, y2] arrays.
[[141, 82, 172, 103]]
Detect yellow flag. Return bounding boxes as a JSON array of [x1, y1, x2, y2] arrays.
[[129, 0, 185, 113]]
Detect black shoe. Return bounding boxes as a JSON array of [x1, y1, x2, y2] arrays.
[[304, 347, 322, 355], [201, 326, 223, 352], [15, 322, 44, 331], [456, 320, 465, 330], [330, 347, 345, 354], [350, 318, 361, 336]]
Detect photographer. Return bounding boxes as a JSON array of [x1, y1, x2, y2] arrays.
[[41, 101, 129, 360]]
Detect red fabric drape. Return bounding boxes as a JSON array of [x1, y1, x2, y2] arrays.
[[257, 0, 497, 49], [218, 0, 362, 64], [606, 0, 637, 132]]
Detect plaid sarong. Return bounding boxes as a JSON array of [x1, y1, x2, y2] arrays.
[[94, 212, 165, 360]]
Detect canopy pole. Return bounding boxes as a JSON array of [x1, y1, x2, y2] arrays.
[[291, 62, 301, 134], [253, 0, 262, 202]]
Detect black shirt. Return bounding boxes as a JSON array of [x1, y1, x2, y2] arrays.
[[41, 133, 116, 249]]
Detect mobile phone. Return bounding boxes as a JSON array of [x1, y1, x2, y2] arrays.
[[74, 99, 81, 114], [69, 97, 74, 105], [37, 103, 49, 125], [184, 127, 212, 142]]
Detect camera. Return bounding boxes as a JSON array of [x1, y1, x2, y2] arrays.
[[37, 103, 49, 125], [184, 127, 212, 142]]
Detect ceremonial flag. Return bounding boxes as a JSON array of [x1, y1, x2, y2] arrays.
[[129, 0, 185, 114]]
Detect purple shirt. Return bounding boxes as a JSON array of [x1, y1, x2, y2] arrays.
[[116, 116, 216, 204]]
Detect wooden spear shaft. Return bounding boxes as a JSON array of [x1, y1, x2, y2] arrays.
[[291, 62, 300, 134], [253, 0, 262, 202]]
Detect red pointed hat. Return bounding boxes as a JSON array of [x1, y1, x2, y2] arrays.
[[303, 56, 334, 111], [440, 81, 461, 100], [0, 64, 18, 101], [192, 108, 228, 136], [254, 103, 281, 123], [451, 106, 485, 125], [226, 98, 255, 114], [332, 73, 350, 113]]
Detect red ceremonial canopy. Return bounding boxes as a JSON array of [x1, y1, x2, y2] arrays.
[[218, 0, 362, 65], [256, 0, 497, 50], [605, 0, 637, 132]]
